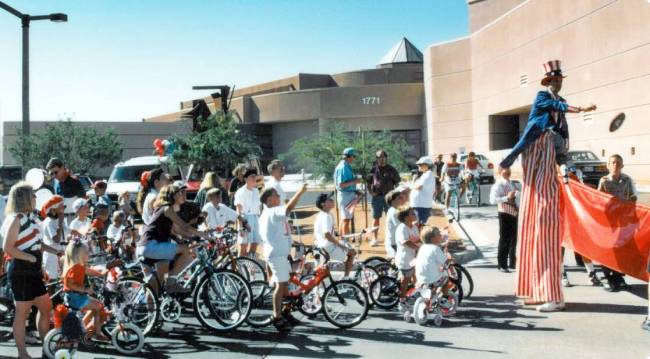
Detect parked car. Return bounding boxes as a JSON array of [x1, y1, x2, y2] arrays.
[[458, 153, 495, 184], [106, 156, 195, 207], [567, 150, 608, 188]]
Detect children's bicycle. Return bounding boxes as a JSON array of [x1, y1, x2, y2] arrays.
[[247, 245, 369, 329], [403, 261, 460, 327], [464, 170, 482, 206], [42, 292, 144, 359]]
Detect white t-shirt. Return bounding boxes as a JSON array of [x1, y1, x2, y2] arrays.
[[415, 244, 447, 287], [395, 223, 419, 270], [267, 177, 287, 204], [384, 206, 399, 257], [234, 186, 261, 216], [107, 224, 124, 244], [410, 170, 435, 208], [314, 211, 335, 248], [259, 205, 292, 258], [69, 217, 91, 235], [42, 217, 67, 279], [142, 190, 158, 225], [202, 202, 238, 230]]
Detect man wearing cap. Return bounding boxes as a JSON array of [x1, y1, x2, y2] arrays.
[[366, 150, 401, 246], [501, 60, 597, 312], [46, 158, 86, 216], [334, 148, 361, 236]]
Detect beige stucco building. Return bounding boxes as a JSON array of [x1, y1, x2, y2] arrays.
[[425, 0, 650, 184]]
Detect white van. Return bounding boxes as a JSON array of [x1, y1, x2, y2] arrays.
[[106, 156, 187, 204]]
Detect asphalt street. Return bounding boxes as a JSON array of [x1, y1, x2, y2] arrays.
[[1, 187, 648, 359]]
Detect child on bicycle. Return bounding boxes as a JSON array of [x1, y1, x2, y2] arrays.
[[202, 188, 239, 230], [107, 210, 137, 259], [415, 227, 448, 291], [462, 152, 483, 190], [441, 153, 463, 210], [62, 240, 109, 341], [395, 206, 421, 311], [384, 189, 406, 258], [314, 193, 356, 278]]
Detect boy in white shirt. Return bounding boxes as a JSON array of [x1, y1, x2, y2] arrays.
[[107, 210, 137, 258], [41, 195, 67, 280], [394, 206, 421, 310], [384, 189, 406, 258], [234, 169, 262, 257], [259, 183, 308, 331], [202, 188, 239, 230], [415, 226, 448, 289], [68, 198, 91, 237], [313, 193, 356, 277]]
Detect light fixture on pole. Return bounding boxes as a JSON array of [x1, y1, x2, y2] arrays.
[[0, 2, 68, 136]]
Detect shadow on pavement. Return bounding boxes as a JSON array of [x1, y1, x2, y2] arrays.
[[564, 302, 646, 315]]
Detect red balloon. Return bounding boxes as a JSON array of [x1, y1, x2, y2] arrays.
[[153, 138, 163, 148]]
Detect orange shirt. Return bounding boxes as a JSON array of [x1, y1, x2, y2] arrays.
[[466, 158, 480, 170], [63, 263, 86, 292]]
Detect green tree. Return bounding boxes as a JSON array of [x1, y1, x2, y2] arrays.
[[169, 111, 262, 174], [281, 121, 411, 182], [8, 120, 123, 175]]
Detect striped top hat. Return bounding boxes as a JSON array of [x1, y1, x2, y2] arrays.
[[541, 59, 566, 86]]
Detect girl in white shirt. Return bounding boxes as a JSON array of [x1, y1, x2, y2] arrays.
[[313, 193, 355, 277], [410, 157, 436, 226], [415, 227, 448, 288], [384, 190, 406, 258], [136, 168, 170, 228], [394, 207, 421, 308]]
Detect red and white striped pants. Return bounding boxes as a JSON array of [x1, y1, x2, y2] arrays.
[[516, 132, 563, 303]]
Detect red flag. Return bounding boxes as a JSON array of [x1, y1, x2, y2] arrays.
[[559, 179, 650, 281]]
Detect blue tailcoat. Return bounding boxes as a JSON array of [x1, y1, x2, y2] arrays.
[[499, 91, 570, 168]]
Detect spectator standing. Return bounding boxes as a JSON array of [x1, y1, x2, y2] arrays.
[[1, 182, 53, 359], [597, 154, 637, 292], [228, 164, 247, 207], [334, 148, 361, 236], [195, 171, 229, 209], [41, 195, 68, 280], [46, 157, 86, 216], [366, 150, 401, 246], [384, 189, 406, 258], [267, 160, 288, 204], [234, 169, 263, 258], [489, 167, 519, 272], [410, 156, 436, 226], [433, 154, 445, 203]]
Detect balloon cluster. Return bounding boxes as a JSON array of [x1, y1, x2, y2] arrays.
[[153, 138, 177, 157]]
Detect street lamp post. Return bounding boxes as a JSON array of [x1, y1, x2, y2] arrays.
[[0, 2, 67, 135]]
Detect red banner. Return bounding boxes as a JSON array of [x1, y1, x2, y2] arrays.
[[559, 179, 650, 281]]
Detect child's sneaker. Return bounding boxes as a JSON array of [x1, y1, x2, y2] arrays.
[[561, 273, 572, 287], [369, 239, 378, 247], [398, 300, 407, 313], [588, 271, 603, 286]]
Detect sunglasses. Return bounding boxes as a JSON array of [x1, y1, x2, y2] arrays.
[[49, 170, 59, 176]]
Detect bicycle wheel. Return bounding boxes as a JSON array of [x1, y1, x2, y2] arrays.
[[353, 266, 378, 304], [0, 274, 15, 324], [245, 281, 274, 328], [322, 280, 369, 329], [369, 275, 400, 310], [193, 269, 252, 332], [373, 262, 398, 278], [362, 256, 388, 268], [225, 256, 268, 283], [454, 264, 474, 298], [42, 328, 77, 359], [111, 322, 145, 355], [297, 274, 325, 318], [113, 277, 159, 337], [449, 277, 464, 304]]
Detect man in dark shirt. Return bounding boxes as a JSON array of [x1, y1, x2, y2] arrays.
[[366, 150, 401, 246], [433, 154, 444, 203], [46, 158, 86, 215]]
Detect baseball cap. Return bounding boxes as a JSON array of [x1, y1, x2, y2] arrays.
[[173, 180, 188, 190], [343, 148, 357, 157], [72, 198, 89, 213], [416, 156, 434, 166]]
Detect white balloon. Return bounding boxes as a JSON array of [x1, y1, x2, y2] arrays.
[[35, 188, 53, 211]]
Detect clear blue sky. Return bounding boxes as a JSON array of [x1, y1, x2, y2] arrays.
[[0, 0, 468, 123]]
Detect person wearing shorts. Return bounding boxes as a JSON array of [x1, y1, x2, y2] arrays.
[[234, 169, 262, 258], [313, 193, 355, 277], [410, 156, 436, 226], [259, 183, 308, 331], [334, 148, 361, 236], [441, 153, 463, 210], [394, 207, 421, 311], [367, 150, 401, 246]]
